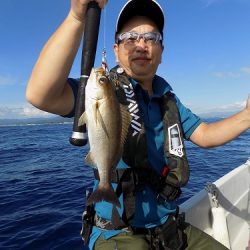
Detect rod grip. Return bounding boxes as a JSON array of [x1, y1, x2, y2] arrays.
[[69, 2, 101, 147]]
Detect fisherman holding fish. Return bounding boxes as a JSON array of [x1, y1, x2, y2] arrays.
[[26, 0, 250, 249]]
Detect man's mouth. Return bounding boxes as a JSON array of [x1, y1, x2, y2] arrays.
[[132, 57, 150, 63]]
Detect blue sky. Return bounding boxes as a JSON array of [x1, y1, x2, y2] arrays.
[[0, 0, 249, 118]]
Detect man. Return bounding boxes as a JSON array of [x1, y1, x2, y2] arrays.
[[26, 0, 250, 249]]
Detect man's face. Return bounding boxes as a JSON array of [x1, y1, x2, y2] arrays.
[[114, 16, 163, 84]]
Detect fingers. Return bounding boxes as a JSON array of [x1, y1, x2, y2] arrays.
[[70, 0, 107, 22], [95, 0, 108, 9]]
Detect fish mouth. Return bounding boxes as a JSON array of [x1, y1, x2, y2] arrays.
[[94, 67, 108, 84]]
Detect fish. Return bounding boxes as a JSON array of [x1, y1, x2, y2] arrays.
[[79, 67, 129, 207]]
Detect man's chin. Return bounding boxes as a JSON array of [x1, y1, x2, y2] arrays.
[[131, 64, 151, 74], [131, 71, 154, 83]]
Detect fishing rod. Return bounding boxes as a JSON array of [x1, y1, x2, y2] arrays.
[[69, 2, 101, 146]]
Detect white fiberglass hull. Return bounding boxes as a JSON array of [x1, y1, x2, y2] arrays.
[[180, 158, 250, 250]]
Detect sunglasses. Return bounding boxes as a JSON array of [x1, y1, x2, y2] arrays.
[[116, 32, 162, 45]]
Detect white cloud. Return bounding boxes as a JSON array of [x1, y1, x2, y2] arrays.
[[240, 67, 250, 75], [213, 71, 240, 78], [213, 66, 250, 78], [20, 106, 54, 118], [215, 101, 246, 111], [200, 0, 249, 7], [0, 104, 55, 119], [201, 0, 222, 7], [0, 75, 17, 86], [187, 100, 246, 115]]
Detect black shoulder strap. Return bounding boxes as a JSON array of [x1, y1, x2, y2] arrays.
[[160, 92, 190, 187], [111, 169, 137, 229], [109, 66, 148, 168]]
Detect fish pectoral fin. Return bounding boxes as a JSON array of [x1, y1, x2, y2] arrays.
[[120, 104, 131, 145], [78, 112, 87, 126], [85, 152, 97, 167], [93, 102, 99, 125], [95, 104, 110, 139]]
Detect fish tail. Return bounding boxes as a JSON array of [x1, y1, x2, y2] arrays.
[[87, 184, 120, 207]]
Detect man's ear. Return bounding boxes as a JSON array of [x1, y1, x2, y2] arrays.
[[159, 44, 164, 64], [113, 43, 119, 63]]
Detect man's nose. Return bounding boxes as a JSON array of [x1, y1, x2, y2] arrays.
[[135, 38, 148, 49]]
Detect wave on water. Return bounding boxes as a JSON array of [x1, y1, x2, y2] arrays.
[[0, 122, 249, 249]]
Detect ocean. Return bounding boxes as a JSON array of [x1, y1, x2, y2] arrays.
[[0, 120, 249, 250]]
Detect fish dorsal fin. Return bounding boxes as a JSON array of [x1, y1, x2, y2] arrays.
[[78, 112, 87, 126], [120, 104, 131, 146], [85, 152, 97, 168]]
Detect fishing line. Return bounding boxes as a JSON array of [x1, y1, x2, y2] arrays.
[[102, 5, 109, 75], [103, 5, 106, 50]]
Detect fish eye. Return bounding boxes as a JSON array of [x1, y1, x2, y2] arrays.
[[99, 76, 107, 84]]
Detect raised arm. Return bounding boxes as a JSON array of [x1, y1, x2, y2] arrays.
[[190, 95, 250, 148], [26, 0, 107, 116]]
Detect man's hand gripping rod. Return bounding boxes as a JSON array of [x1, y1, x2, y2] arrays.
[[69, 2, 101, 146]]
